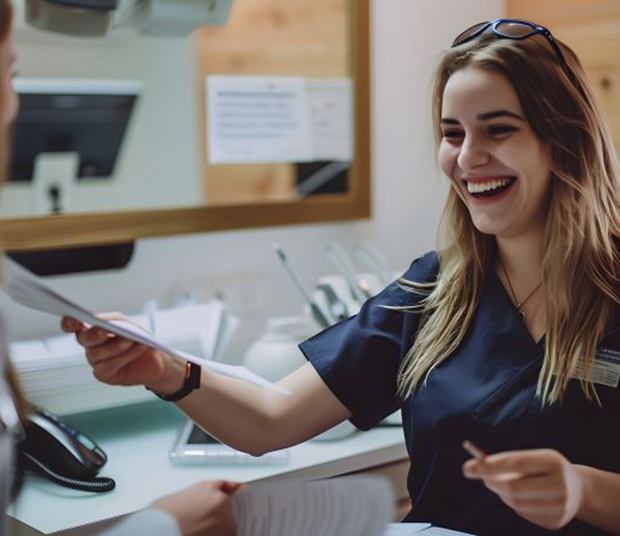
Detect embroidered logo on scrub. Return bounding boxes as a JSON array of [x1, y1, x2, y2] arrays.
[[571, 347, 620, 388]]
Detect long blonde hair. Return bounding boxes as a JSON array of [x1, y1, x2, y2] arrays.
[[398, 29, 620, 405]]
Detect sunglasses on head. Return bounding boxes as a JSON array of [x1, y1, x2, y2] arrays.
[[451, 18, 565, 65]]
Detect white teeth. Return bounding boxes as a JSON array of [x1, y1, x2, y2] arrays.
[[466, 177, 513, 194]]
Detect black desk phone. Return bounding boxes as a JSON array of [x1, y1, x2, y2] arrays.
[[18, 407, 115, 493]]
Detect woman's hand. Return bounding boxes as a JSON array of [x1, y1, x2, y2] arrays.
[[463, 448, 584, 531], [151, 480, 243, 536], [61, 314, 185, 394]]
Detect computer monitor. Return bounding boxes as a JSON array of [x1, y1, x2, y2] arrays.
[[7, 78, 141, 214], [9, 78, 141, 182]]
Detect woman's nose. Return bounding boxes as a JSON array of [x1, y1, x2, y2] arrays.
[[457, 136, 490, 173]]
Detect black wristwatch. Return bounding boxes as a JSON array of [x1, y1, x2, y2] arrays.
[[147, 361, 201, 402]]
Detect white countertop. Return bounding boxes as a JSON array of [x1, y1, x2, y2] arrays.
[[9, 401, 408, 535]]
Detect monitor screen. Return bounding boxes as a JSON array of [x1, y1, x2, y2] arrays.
[[9, 79, 141, 182]]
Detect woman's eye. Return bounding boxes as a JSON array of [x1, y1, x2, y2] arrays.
[[487, 125, 516, 136], [442, 130, 464, 139]]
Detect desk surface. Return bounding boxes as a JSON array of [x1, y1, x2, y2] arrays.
[[9, 401, 407, 535]]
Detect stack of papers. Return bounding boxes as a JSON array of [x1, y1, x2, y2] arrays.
[[231, 475, 474, 536], [2, 257, 255, 414], [2, 258, 283, 389], [10, 302, 234, 414], [233, 475, 393, 536]]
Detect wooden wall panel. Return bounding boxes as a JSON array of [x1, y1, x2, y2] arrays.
[[508, 0, 620, 149], [195, 0, 349, 206]]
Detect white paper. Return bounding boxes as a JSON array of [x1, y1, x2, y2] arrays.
[[194, 301, 224, 359], [211, 308, 240, 361], [307, 78, 353, 161], [207, 75, 313, 164], [1, 258, 289, 394], [383, 524, 430, 535], [418, 528, 475, 535], [9, 340, 49, 363], [383, 525, 474, 536], [233, 476, 393, 536], [147, 301, 226, 359]]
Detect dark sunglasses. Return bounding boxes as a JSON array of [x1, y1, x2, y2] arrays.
[[451, 18, 565, 65]]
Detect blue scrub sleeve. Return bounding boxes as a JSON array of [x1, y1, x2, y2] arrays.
[[299, 251, 439, 430]]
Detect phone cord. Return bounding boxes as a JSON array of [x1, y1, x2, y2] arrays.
[[22, 452, 116, 493]]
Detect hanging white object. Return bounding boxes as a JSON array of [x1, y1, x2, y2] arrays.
[[131, 0, 234, 36], [22, 0, 234, 37], [24, 0, 119, 36]]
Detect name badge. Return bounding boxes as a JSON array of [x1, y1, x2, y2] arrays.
[[572, 347, 620, 388]]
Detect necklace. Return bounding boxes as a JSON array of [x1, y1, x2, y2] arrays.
[[498, 257, 542, 319]]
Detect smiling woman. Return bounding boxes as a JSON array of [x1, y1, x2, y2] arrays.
[[62, 15, 620, 536], [388, 22, 620, 533], [400, 23, 620, 406], [438, 69, 551, 242]]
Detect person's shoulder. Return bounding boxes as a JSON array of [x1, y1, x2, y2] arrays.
[[400, 250, 440, 283], [371, 250, 438, 310]]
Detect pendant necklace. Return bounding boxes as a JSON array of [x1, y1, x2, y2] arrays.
[[498, 258, 542, 320]]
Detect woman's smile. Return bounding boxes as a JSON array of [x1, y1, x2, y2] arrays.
[[461, 175, 517, 204]]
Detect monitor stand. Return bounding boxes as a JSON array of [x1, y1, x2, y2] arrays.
[[32, 152, 79, 214]]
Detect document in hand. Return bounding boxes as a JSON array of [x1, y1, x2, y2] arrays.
[[1, 257, 289, 394], [383, 523, 475, 535], [232, 475, 393, 536]]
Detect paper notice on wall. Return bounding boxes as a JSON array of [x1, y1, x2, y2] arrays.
[[207, 75, 314, 164], [307, 78, 353, 161]]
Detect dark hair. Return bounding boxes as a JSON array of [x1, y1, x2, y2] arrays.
[[0, 0, 12, 42]]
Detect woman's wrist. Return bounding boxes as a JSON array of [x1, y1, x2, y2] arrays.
[[146, 355, 186, 395], [574, 464, 592, 522], [573, 463, 620, 533]]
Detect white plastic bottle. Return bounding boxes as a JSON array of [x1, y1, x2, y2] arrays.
[[243, 316, 356, 441], [243, 316, 311, 382]]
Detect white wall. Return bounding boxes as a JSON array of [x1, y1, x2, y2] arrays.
[[1, 0, 504, 358]]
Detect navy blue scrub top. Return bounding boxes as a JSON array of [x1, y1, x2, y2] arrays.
[[299, 251, 620, 536]]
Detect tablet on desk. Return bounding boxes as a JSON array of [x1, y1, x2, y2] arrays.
[[169, 420, 289, 465]]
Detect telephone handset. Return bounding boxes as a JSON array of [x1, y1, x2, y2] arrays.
[[18, 407, 115, 493]]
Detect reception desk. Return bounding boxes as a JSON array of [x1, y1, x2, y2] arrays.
[[8, 401, 409, 535]]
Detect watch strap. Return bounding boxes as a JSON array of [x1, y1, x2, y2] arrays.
[[147, 361, 201, 402]]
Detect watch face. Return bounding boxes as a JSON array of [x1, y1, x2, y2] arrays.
[[189, 362, 202, 388]]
